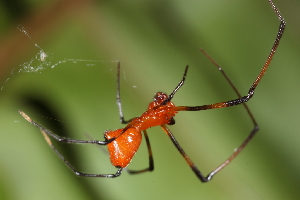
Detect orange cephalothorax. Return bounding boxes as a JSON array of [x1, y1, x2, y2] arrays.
[[129, 92, 177, 131], [105, 128, 142, 168]]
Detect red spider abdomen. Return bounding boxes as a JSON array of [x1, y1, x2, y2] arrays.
[[105, 128, 142, 168]]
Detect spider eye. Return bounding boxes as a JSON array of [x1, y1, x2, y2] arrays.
[[153, 92, 168, 104]]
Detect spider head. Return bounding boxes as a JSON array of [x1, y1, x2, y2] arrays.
[[148, 92, 175, 110]]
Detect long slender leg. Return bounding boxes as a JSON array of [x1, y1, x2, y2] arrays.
[[161, 65, 189, 105], [116, 62, 134, 124], [160, 125, 208, 182], [171, 0, 285, 181], [175, 0, 285, 112], [198, 48, 259, 179], [199, 48, 258, 127], [39, 129, 122, 178], [127, 130, 154, 174], [161, 124, 258, 182], [19, 110, 112, 145]]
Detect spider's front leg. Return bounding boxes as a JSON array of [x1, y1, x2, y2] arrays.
[[18, 110, 122, 178]]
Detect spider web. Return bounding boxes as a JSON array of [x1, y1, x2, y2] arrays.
[[0, 24, 119, 91]]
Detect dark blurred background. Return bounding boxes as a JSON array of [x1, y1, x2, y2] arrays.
[[0, 0, 299, 199]]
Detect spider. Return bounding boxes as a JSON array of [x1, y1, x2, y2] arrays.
[[19, 0, 285, 182]]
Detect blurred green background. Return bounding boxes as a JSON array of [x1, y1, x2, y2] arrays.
[[0, 0, 299, 199]]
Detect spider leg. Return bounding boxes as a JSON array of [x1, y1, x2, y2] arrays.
[[161, 65, 189, 105], [18, 110, 112, 145], [116, 61, 135, 124], [40, 128, 122, 178], [19, 110, 122, 177], [160, 125, 209, 182], [127, 130, 154, 174], [173, 0, 285, 181], [197, 48, 259, 179], [162, 123, 258, 182], [176, 0, 285, 112], [199, 48, 258, 126]]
